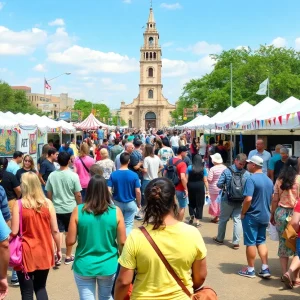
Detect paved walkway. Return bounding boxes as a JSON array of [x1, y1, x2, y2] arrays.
[[6, 206, 299, 299]]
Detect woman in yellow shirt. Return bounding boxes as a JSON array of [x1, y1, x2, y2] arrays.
[[114, 177, 207, 300]]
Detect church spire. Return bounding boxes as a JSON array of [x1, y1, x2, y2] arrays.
[[148, 7, 155, 25]]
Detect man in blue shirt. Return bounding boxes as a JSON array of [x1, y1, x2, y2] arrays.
[[0, 187, 11, 226], [268, 144, 282, 181], [6, 151, 23, 175], [0, 210, 10, 299], [248, 139, 271, 175], [238, 155, 273, 279], [108, 152, 141, 236], [97, 126, 104, 145], [213, 153, 250, 249]]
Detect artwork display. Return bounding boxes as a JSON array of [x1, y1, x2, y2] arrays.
[[29, 132, 37, 154], [0, 130, 17, 157]]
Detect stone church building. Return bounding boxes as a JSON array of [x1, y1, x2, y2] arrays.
[[120, 8, 175, 129]]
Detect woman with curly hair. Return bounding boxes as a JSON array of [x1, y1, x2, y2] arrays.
[[114, 177, 207, 300], [270, 156, 300, 288]]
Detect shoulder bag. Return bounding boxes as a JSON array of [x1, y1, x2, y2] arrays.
[[139, 226, 217, 300], [9, 200, 29, 279], [79, 157, 90, 174], [282, 176, 300, 252]]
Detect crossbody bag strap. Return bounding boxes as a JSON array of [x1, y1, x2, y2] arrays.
[[79, 157, 90, 174], [18, 199, 23, 236], [139, 226, 192, 298]]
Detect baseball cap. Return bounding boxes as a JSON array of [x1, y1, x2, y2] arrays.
[[246, 155, 263, 167], [65, 141, 71, 146], [177, 146, 188, 154]]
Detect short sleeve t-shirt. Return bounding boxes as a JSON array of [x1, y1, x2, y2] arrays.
[[0, 171, 19, 200], [16, 168, 37, 183], [243, 173, 274, 224], [143, 156, 163, 180], [170, 136, 179, 147], [107, 170, 140, 203], [6, 160, 20, 175], [187, 165, 208, 176], [45, 170, 82, 214], [268, 153, 281, 171], [0, 210, 10, 242], [171, 157, 187, 191], [59, 146, 74, 156], [158, 147, 174, 166], [40, 159, 56, 183], [119, 222, 207, 300], [74, 156, 95, 188]]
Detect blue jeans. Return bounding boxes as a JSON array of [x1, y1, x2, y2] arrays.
[[297, 238, 300, 257], [216, 200, 242, 245], [172, 146, 178, 155], [141, 180, 150, 206], [175, 191, 189, 208], [74, 272, 115, 300], [41, 184, 47, 197], [81, 189, 87, 202], [113, 200, 137, 236]]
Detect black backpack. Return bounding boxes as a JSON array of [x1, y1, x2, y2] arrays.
[[226, 167, 246, 202], [164, 158, 183, 186]]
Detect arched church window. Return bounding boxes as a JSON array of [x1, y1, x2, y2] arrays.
[[153, 52, 156, 59], [148, 67, 153, 77], [149, 37, 154, 46], [146, 52, 148, 59], [148, 90, 153, 99], [150, 24, 153, 28], [150, 52, 152, 59]]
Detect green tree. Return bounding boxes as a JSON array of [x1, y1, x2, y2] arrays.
[[73, 99, 110, 121], [173, 45, 300, 119], [111, 115, 127, 126], [0, 81, 43, 114]]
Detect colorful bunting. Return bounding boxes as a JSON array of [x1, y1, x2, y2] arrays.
[[297, 111, 300, 123], [286, 114, 290, 123], [278, 116, 282, 125]]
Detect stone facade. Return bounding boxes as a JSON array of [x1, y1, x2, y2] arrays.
[[120, 7, 175, 130]]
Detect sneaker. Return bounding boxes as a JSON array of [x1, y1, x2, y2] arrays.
[[189, 216, 195, 225], [258, 268, 271, 278], [212, 237, 223, 245], [10, 279, 19, 286], [64, 255, 75, 265], [134, 215, 143, 221], [238, 267, 256, 278]]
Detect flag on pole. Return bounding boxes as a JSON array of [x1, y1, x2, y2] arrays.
[[256, 78, 269, 95], [44, 79, 51, 90]]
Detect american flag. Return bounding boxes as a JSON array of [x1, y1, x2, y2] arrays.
[[44, 79, 51, 90]]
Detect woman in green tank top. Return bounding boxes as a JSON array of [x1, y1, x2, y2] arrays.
[[67, 175, 126, 300]]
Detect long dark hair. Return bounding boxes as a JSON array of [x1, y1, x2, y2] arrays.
[[143, 178, 177, 230], [0, 157, 8, 181], [191, 154, 204, 174], [278, 156, 299, 191], [83, 175, 112, 215]]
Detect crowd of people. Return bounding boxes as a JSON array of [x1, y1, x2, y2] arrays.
[[0, 126, 300, 299]]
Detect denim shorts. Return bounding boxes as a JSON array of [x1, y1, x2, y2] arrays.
[[242, 214, 268, 246], [175, 191, 189, 208]]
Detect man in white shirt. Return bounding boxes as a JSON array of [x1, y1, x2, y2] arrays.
[[170, 132, 179, 155], [198, 134, 206, 158], [248, 139, 271, 175]]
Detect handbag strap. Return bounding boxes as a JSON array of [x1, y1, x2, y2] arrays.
[[79, 157, 90, 174], [18, 199, 23, 236], [139, 226, 192, 298]]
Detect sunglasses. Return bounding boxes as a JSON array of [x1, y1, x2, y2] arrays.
[[24, 160, 32, 163]]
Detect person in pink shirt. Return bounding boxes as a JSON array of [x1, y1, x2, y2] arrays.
[[208, 153, 227, 223], [74, 143, 95, 201]]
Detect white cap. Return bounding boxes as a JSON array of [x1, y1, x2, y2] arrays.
[[210, 153, 223, 164], [246, 155, 263, 167]]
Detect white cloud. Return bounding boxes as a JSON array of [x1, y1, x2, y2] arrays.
[[48, 45, 139, 74], [0, 2, 5, 10], [177, 41, 222, 55], [47, 27, 75, 52], [236, 45, 250, 51], [271, 37, 287, 48], [0, 68, 7, 72], [48, 18, 65, 26], [162, 41, 174, 48], [162, 55, 215, 78], [0, 26, 47, 55], [100, 78, 127, 91], [123, 0, 132, 3], [295, 38, 300, 50], [33, 64, 47, 72], [160, 2, 182, 10]]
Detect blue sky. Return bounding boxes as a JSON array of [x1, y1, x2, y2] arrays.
[[1, 0, 300, 109]]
